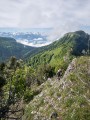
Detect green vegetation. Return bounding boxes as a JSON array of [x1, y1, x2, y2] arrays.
[[0, 37, 35, 62], [23, 56, 90, 120], [0, 56, 55, 119], [28, 30, 90, 72], [0, 30, 90, 119]]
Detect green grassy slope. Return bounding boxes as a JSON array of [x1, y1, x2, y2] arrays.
[[23, 56, 90, 120], [28, 31, 90, 71]]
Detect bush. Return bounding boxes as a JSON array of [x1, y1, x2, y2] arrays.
[[0, 76, 6, 87], [38, 64, 55, 78], [24, 90, 34, 102], [0, 62, 5, 71], [24, 89, 41, 102]]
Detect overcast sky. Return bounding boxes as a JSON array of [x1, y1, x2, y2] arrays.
[[0, 0, 90, 40]]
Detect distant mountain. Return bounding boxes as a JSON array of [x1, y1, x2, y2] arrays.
[[28, 30, 90, 71], [0, 37, 36, 62], [0, 32, 50, 47], [0, 28, 52, 47]]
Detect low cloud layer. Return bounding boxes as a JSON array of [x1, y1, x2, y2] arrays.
[[0, 0, 90, 40], [16, 39, 51, 47]]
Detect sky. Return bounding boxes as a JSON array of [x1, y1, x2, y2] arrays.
[[0, 0, 90, 40]]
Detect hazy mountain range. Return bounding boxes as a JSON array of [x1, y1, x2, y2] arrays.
[[0, 28, 52, 47]]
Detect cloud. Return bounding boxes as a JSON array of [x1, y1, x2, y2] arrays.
[[0, 0, 29, 27], [0, 0, 90, 40], [16, 39, 51, 47]]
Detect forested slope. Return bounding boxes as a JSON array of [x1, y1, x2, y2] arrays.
[[0, 37, 35, 62]]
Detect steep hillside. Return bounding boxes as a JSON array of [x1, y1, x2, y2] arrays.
[[23, 56, 90, 120], [0, 37, 36, 62], [28, 31, 90, 71]]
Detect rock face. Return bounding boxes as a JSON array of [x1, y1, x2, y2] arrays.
[[63, 58, 77, 79], [23, 56, 90, 120]]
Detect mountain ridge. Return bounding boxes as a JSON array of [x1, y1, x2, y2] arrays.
[[0, 30, 89, 63], [27, 30, 90, 71]]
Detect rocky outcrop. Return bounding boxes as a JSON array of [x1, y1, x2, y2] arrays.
[[23, 57, 90, 120], [63, 58, 77, 79]]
